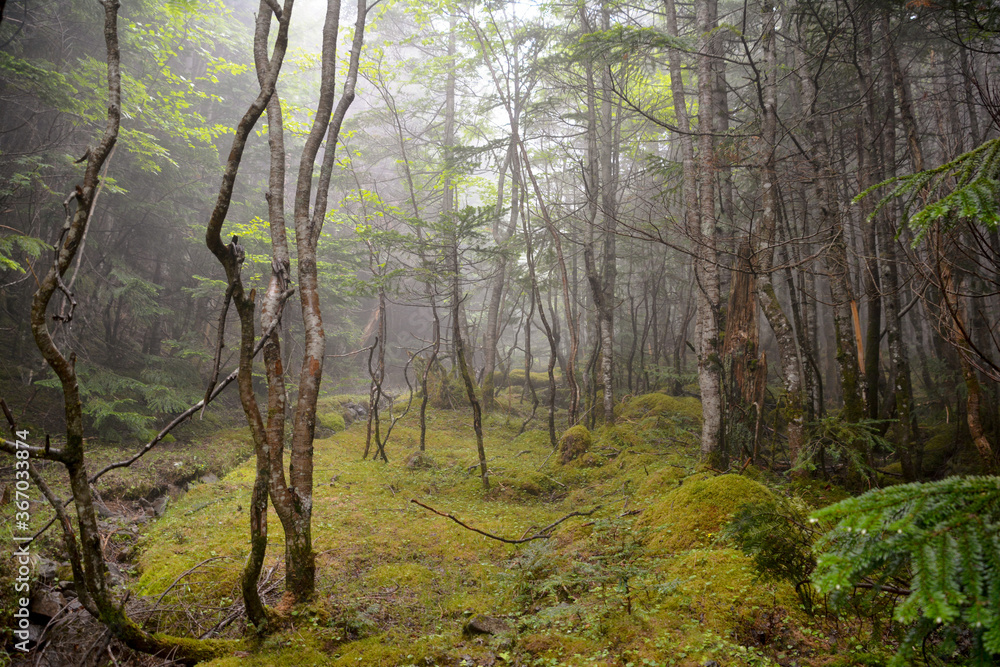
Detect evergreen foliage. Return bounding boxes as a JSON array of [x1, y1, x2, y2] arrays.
[[811, 476, 1000, 664], [724, 496, 820, 613], [859, 137, 1000, 242], [798, 416, 893, 483]]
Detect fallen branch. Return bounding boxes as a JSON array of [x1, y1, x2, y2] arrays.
[[410, 498, 601, 544]]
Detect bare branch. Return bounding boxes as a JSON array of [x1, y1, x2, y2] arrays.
[[410, 499, 601, 544]]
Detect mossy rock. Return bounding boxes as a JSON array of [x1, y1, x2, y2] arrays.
[[504, 369, 559, 388], [404, 450, 436, 470], [639, 473, 774, 553], [921, 422, 957, 476], [316, 411, 346, 436], [620, 392, 703, 425], [877, 461, 906, 487], [558, 425, 592, 464]]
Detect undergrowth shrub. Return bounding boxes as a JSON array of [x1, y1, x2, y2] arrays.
[[724, 496, 821, 613], [510, 517, 667, 625], [798, 416, 893, 486]]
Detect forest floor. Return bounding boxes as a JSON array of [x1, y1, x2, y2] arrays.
[[6, 391, 896, 666]]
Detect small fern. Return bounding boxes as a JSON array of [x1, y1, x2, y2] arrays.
[[811, 476, 1000, 664]]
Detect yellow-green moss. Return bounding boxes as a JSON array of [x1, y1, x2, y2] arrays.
[[595, 423, 645, 450], [504, 369, 559, 388], [639, 473, 774, 553], [558, 425, 592, 464], [138, 399, 852, 667], [621, 392, 703, 424], [317, 411, 346, 432], [364, 562, 436, 589], [637, 465, 686, 498]]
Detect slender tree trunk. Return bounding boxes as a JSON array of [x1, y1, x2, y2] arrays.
[[793, 15, 864, 423], [443, 17, 489, 487], [854, 9, 882, 421], [484, 139, 520, 410], [752, 0, 805, 472], [694, 0, 724, 464], [879, 13, 919, 480]]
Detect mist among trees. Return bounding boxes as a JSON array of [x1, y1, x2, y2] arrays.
[[2, 0, 1000, 664]]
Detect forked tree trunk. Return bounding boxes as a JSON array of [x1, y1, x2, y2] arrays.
[[212, 0, 368, 604]]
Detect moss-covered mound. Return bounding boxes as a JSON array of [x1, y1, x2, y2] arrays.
[[639, 473, 775, 553], [558, 425, 592, 464], [317, 411, 346, 434], [620, 392, 703, 425], [503, 368, 559, 388]]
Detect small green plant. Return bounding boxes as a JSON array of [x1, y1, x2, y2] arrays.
[[798, 416, 893, 485], [724, 496, 821, 614]]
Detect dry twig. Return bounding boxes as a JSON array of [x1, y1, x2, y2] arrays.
[[410, 498, 601, 544]]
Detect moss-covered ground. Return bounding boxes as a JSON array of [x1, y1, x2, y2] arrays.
[[28, 391, 900, 666]]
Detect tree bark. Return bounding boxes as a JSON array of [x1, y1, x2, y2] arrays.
[[694, 0, 724, 464], [751, 0, 805, 472]]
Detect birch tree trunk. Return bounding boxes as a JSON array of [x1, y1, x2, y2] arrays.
[[695, 0, 724, 464]]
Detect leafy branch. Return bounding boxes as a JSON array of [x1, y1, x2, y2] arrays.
[[811, 476, 1000, 664], [856, 137, 1000, 244]]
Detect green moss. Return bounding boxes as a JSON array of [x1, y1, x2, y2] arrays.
[[520, 633, 606, 663], [503, 470, 562, 497], [511, 429, 551, 450], [136, 475, 254, 603], [503, 369, 559, 388], [139, 398, 869, 666], [595, 423, 645, 451], [639, 473, 775, 553], [621, 392, 703, 424], [317, 411, 346, 433], [558, 425, 592, 464], [364, 562, 435, 589], [637, 465, 686, 497], [921, 422, 957, 476]]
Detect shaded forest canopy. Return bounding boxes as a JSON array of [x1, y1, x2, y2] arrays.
[[2, 0, 1000, 664]]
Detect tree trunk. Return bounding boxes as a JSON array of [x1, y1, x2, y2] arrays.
[[694, 0, 724, 464], [752, 0, 805, 472], [879, 13, 919, 480]]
